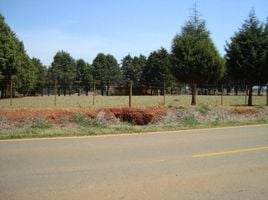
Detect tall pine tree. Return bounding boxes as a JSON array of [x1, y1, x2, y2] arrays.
[[171, 6, 224, 105], [225, 10, 266, 106]]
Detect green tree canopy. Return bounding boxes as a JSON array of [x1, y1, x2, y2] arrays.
[[0, 14, 39, 97], [225, 10, 267, 106], [121, 54, 146, 84], [51, 50, 76, 96], [75, 59, 93, 95], [92, 53, 121, 95], [171, 7, 224, 105], [142, 47, 174, 86], [32, 57, 47, 95]]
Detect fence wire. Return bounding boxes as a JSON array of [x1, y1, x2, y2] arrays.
[[0, 80, 267, 108]]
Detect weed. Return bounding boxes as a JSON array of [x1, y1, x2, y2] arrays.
[[254, 105, 264, 109], [211, 118, 220, 126], [71, 113, 102, 127], [196, 104, 210, 115], [183, 115, 199, 127], [31, 118, 52, 129]]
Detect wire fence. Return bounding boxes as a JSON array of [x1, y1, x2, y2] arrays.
[[0, 80, 267, 108]]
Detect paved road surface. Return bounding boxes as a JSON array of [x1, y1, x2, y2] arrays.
[[0, 125, 268, 200]]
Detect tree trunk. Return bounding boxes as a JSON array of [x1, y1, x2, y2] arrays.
[[64, 87, 66, 96], [234, 86, 238, 96], [266, 85, 268, 106], [101, 85, 104, 96], [258, 86, 261, 96], [0, 86, 4, 98], [47, 86, 50, 96], [85, 86, 89, 96], [106, 84, 110, 96], [248, 85, 253, 106], [190, 83, 197, 105]]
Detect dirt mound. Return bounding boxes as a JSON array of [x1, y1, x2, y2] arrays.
[[0, 109, 98, 122], [232, 107, 260, 115], [0, 107, 166, 126], [109, 107, 166, 125]]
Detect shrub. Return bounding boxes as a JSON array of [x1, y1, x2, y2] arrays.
[[183, 115, 199, 127], [31, 118, 52, 129], [71, 113, 101, 127], [196, 104, 210, 115]]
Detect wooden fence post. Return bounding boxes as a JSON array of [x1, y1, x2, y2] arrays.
[[221, 84, 223, 106], [266, 84, 268, 106], [129, 81, 132, 107], [10, 77, 13, 107], [245, 85, 247, 105], [54, 80, 57, 106], [93, 82, 96, 106], [163, 81, 166, 105]]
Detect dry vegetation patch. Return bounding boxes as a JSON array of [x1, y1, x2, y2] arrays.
[[0, 106, 267, 136]]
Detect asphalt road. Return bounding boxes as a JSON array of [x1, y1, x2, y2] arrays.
[[0, 125, 268, 200]]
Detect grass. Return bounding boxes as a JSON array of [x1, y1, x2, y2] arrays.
[[0, 95, 267, 109], [70, 113, 102, 127], [0, 94, 267, 140], [195, 104, 210, 115], [31, 118, 52, 129], [1, 116, 267, 140], [183, 115, 200, 127]]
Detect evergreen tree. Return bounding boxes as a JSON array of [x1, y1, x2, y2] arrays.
[[225, 10, 266, 106], [51, 50, 76, 96], [32, 57, 47, 96], [92, 53, 121, 95], [75, 59, 93, 95], [121, 54, 146, 84], [171, 6, 224, 105], [142, 48, 174, 86], [0, 14, 39, 97]]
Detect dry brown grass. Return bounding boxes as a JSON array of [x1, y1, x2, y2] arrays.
[[0, 95, 267, 109]]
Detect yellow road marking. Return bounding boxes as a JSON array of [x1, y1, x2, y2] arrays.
[[192, 146, 268, 158]]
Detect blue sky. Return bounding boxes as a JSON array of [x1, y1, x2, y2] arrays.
[[0, 0, 267, 66]]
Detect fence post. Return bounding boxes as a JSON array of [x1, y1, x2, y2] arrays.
[[129, 81, 132, 107], [93, 82, 96, 106], [221, 84, 223, 106], [10, 77, 13, 107], [163, 81, 166, 105], [266, 84, 268, 106], [245, 85, 247, 105], [54, 80, 57, 106]]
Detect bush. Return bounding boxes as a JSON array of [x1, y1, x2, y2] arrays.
[[183, 115, 199, 127], [196, 104, 210, 115], [31, 118, 52, 129], [71, 113, 101, 127]]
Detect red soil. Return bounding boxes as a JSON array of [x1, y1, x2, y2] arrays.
[[0, 107, 166, 125]]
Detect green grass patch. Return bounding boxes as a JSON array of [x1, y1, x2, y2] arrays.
[[71, 113, 103, 127], [182, 115, 200, 127], [1, 95, 267, 109], [196, 104, 210, 115], [31, 118, 52, 129], [0, 114, 267, 140]]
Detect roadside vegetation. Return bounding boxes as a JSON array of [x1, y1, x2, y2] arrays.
[[0, 106, 267, 139], [0, 5, 267, 139], [0, 95, 267, 109]]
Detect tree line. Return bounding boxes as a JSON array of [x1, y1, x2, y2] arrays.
[[0, 8, 267, 106]]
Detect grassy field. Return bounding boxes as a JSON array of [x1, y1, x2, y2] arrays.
[[0, 94, 267, 109]]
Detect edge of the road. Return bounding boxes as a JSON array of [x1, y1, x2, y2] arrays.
[[0, 123, 268, 143]]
